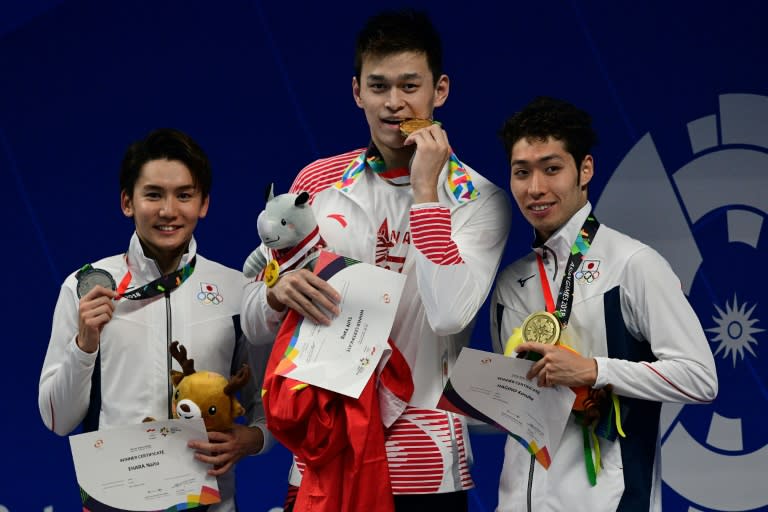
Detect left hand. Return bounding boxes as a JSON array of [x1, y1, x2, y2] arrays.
[[404, 123, 451, 203], [515, 342, 598, 388], [188, 424, 264, 476]]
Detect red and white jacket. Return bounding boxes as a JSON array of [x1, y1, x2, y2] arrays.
[[243, 147, 511, 494]]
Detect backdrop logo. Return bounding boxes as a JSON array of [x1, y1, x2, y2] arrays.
[[596, 93, 767, 511]]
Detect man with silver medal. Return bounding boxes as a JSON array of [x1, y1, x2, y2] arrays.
[[38, 129, 272, 511]]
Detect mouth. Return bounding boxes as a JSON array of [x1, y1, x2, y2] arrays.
[[381, 118, 405, 131], [528, 203, 555, 214], [155, 225, 181, 233]]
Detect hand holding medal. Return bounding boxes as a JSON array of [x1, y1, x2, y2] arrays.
[[75, 265, 118, 354]]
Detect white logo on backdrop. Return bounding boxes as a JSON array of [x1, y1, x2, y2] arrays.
[[596, 94, 768, 511]]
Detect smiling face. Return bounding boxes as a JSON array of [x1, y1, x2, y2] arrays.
[[509, 136, 593, 241], [121, 159, 209, 273], [352, 51, 448, 168]]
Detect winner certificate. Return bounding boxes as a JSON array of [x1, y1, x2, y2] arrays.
[[69, 418, 219, 511], [274, 250, 406, 398], [437, 347, 575, 468]]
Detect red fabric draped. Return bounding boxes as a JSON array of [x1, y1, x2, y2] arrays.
[[263, 308, 413, 512]]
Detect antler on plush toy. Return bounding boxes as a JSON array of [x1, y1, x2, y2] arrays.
[[243, 182, 324, 280], [169, 341, 250, 432]]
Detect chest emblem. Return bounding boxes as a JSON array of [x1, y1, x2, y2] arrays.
[[575, 259, 601, 283], [197, 282, 223, 305]]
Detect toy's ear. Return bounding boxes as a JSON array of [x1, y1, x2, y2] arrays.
[[171, 370, 184, 388], [265, 183, 275, 203], [295, 191, 310, 207], [232, 398, 245, 419]]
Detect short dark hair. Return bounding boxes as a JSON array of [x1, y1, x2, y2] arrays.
[[499, 97, 598, 169], [120, 128, 212, 198], [354, 9, 443, 85]]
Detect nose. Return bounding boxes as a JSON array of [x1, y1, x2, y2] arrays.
[[529, 170, 545, 197], [385, 89, 405, 111], [159, 197, 177, 217]]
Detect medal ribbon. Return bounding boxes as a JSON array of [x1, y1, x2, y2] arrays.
[[536, 214, 600, 323], [116, 256, 197, 300], [535, 213, 604, 485]]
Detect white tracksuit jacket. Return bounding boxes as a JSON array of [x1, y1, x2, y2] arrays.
[[490, 203, 718, 512], [39, 233, 271, 512]]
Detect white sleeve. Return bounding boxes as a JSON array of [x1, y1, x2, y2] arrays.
[[240, 279, 286, 346], [38, 282, 98, 435], [411, 189, 512, 335], [594, 247, 718, 404]]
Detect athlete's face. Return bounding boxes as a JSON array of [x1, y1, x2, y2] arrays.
[[509, 137, 593, 241], [121, 159, 209, 273], [352, 51, 449, 165]]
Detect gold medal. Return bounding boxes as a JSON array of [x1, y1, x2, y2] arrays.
[[264, 259, 280, 288], [521, 311, 561, 345]]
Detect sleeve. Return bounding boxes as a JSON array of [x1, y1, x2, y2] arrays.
[[410, 188, 512, 335], [232, 329, 274, 454], [38, 281, 99, 435], [594, 247, 718, 404], [240, 279, 287, 345]]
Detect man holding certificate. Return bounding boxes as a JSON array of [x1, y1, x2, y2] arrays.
[[490, 97, 718, 512], [242, 9, 511, 511], [38, 128, 271, 511]]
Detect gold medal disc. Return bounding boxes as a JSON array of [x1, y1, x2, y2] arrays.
[[521, 311, 561, 345], [264, 259, 280, 288]]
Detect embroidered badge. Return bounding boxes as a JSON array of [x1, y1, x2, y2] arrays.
[[197, 282, 224, 305], [575, 259, 601, 283]]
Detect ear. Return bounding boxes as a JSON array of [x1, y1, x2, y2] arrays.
[[121, 190, 134, 218], [199, 194, 210, 219], [265, 183, 274, 203], [579, 155, 594, 190], [432, 74, 450, 109], [232, 398, 245, 419], [352, 76, 363, 108], [171, 370, 184, 388], [295, 191, 310, 207]]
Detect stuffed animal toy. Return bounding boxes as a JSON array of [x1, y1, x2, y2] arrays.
[[169, 341, 250, 432], [242, 183, 324, 282]]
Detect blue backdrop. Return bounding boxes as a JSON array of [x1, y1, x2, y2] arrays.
[[1, 1, 766, 511]]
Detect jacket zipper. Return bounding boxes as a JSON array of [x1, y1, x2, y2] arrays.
[[165, 291, 173, 419]]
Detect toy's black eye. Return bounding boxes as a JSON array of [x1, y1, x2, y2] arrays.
[[208, 406, 217, 416], [174, 390, 180, 400], [281, 219, 287, 226]]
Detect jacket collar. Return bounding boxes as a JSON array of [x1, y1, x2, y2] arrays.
[[126, 232, 197, 283], [533, 201, 593, 259], [333, 143, 479, 206]]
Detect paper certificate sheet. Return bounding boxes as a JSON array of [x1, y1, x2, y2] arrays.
[[274, 251, 406, 398], [437, 347, 576, 468], [69, 418, 219, 511]]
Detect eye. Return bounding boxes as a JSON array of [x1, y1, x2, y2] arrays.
[[208, 405, 217, 416], [174, 390, 180, 400], [281, 219, 287, 226]]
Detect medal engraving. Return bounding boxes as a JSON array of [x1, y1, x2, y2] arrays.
[[521, 311, 561, 345], [76, 268, 116, 298]]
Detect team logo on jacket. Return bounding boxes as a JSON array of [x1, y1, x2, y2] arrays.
[[575, 260, 600, 283], [197, 282, 223, 305]]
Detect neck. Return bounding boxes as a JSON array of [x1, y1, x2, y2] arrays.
[[139, 239, 188, 275], [376, 143, 415, 171]]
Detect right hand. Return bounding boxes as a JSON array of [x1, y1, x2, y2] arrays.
[[266, 269, 341, 325], [77, 285, 116, 353]]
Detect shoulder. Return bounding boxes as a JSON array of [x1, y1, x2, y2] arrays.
[[193, 255, 248, 287], [594, 224, 677, 280], [291, 149, 364, 198]]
